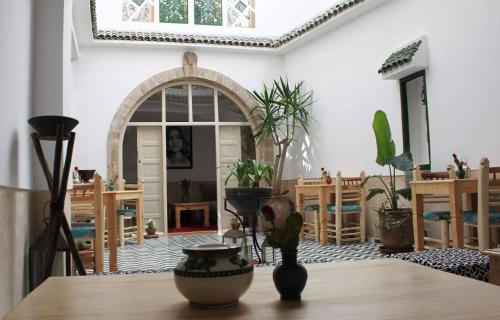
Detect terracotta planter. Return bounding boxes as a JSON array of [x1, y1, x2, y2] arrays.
[[378, 208, 414, 253], [146, 226, 156, 235], [262, 195, 293, 230]]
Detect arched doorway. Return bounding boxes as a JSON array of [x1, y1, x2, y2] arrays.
[[107, 52, 273, 234]]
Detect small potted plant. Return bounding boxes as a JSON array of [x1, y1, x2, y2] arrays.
[[179, 179, 191, 203], [145, 219, 156, 236], [452, 153, 469, 179], [260, 205, 307, 301], [224, 156, 273, 217], [363, 110, 414, 254]]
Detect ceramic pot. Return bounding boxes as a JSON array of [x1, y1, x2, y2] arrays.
[[174, 244, 253, 308], [77, 169, 95, 183], [231, 222, 241, 230], [273, 249, 307, 301]]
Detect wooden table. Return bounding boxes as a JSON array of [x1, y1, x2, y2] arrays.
[[170, 202, 209, 229], [485, 248, 500, 285], [6, 259, 500, 319], [103, 190, 144, 272], [411, 179, 477, 250], [295, 183, 335, 245]]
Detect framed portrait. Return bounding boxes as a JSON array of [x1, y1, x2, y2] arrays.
[[166, 126, 193, 169]]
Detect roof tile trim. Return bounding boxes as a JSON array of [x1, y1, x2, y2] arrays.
[[90, 0, 364, 48], [378, 40, 423, 74]]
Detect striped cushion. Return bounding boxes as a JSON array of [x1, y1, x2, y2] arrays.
[[304, 204, 320, 211], [423, 211, 451, 221], [117, 209, 137, 217], [464, 211, 500, 225], [71, 222, 95, 238], [327, 204, 361, 213]]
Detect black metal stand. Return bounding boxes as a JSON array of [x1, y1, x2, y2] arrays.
[[30, 125, 86, 286], [224, 199, 263, 263]]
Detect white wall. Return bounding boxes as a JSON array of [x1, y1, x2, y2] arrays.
[[0, 0, 34, 189], [0, 0, 34, 316], [283, 0, 500, 179], [71, 46, 283, 178], [32, 0, 74, 190]]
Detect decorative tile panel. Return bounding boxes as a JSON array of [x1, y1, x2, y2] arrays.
[[194, 0, 223, 26], [122, 0, 154, 22], [227, 0, 254, 28], [160, 0, 189, 24]]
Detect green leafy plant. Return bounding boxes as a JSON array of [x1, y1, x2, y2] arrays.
[[362, 110, 414, 210], [224, 156, 273, 188], [249, 77, 314, 195], [261, 205, 303, 251]]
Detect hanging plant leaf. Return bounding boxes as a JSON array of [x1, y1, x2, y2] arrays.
[[390, 152, 414, 172]]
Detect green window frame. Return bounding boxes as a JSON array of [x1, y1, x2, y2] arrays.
[[400, 70, 431, 170]]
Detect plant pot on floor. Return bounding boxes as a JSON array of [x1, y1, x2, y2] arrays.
[[378, 208, 414, 254]]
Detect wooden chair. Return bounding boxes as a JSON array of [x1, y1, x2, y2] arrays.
[[298, 176, 323, 242], [466, 158, 500, 251], [70, 173, 105, 272], [117, 180, 145, 247], [413, 166, 454, 248], [325, 171, 366, 245]]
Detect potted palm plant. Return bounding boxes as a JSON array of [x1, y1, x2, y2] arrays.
[[363, 110, 414, 254], [249, 77, 313, 196]]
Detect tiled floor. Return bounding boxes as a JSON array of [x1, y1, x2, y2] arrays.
[[103, 233, 384, 273]]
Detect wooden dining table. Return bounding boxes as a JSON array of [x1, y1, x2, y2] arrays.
[[411, 178, 477, 250], [5, 259, 500, 319], [102, 190, 144, 272], [295, 183, 336, 245]]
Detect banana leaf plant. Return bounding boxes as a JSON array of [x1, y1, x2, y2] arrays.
[[249, 77, 314, 195], [362, 110, 414, 210]]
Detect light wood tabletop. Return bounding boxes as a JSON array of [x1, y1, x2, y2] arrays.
[[5, 259, 500, 319]]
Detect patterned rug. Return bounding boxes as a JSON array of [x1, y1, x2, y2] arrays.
[[103, 233, 384, 273]]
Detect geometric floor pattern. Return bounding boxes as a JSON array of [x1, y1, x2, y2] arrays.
[[103, 232, 385, 273]]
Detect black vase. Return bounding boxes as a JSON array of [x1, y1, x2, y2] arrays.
[[273, 249, 308, 301]]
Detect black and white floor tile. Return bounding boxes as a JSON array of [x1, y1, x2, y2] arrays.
[[103, 233, 384, 273]]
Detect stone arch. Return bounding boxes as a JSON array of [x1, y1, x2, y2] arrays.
[[107, 52, 273, 181]]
